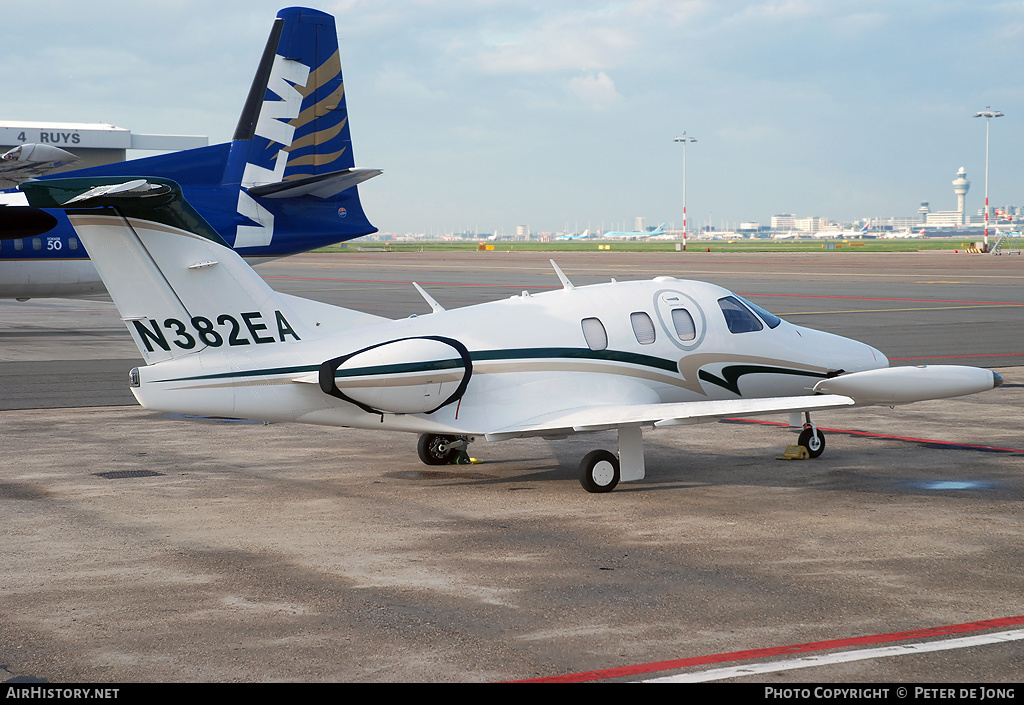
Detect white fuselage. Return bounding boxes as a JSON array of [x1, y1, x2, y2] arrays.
[[131, 277, 888, 436]]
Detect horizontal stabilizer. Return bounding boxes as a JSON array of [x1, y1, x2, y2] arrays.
[[485, 394, 855, 441], [18, 176, 379, 364], [20, 176, 229, 247], [246, 168, 382, 199], [63, 178, 154, 205]]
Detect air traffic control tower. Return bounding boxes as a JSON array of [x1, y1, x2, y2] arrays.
[[0, 121, 206, 171], [952, 166, 970, 225], [922, 167, 973, 228]]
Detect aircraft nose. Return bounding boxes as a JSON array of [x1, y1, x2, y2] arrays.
[[994, 371, 1004, 388], [840, 343, 887, 374], [866, 345, 888, 370], [793, 325, 887, 373]]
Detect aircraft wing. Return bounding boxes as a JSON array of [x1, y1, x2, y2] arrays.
[[0, 144, 79, 188], [484, 394, 855, 441]]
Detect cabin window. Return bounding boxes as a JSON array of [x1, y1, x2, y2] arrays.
[[630, 311, 656, 344], [68, 237, 78, 250], [581, 317, 608, 351], [671, 308, 696, 340], [32, 238, 42, 251], [718, 296, 763, 333], [736, 295, 781, 329], [13, 239, 23, 251]]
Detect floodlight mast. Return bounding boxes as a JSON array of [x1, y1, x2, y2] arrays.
[[674, 134, 697, 251], [972, 108, 1003, 252]]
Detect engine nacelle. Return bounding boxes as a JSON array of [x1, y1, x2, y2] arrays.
[[2, 143, 77, 166], [319, 336, 472, 415], [813, 365, 1002, 405]]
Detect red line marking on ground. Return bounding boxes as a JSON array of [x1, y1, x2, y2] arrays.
[[262, 275, 558, 289], [890, 353, 1024, 360], [514, 615, 1024, 683], [741, 292, 1024, 306], [725, 418, 1024, 453], [263, 277, 1024, 305]]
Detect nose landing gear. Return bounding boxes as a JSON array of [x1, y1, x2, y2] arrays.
[[797, 412, 825, 458]]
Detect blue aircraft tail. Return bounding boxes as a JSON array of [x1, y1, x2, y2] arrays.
[[49, 7, 379, 256], [233, 7, 357, 182]]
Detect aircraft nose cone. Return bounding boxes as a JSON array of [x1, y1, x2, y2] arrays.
[[867, 345, 888, 370], [792, 326, 888, 373], [993, 371, 1004, 388], [849, 343, 887, 372]]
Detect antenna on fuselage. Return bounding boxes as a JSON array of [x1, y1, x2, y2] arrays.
[[549, 259, 575, 290], [413, 282, 445, 313]]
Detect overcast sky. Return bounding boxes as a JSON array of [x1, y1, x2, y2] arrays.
[[5, 0, 1023, 234]]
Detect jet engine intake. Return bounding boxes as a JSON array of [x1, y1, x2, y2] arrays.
[[319, 336, 472, 415]]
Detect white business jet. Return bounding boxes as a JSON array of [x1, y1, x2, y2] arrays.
[[20, 177, 1003, 493]]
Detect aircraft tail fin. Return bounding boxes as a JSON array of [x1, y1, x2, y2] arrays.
[[19, 176, 384, 365], [37, 8, 378, 255], [224, 6, 379, 249], [229, 7, 369, 194]]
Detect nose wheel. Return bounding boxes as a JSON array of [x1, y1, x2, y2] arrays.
[[798, 425, 825, 458]]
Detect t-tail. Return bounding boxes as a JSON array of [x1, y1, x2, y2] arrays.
[[19, 177, 385, 368], [47, 7, 380, 258]]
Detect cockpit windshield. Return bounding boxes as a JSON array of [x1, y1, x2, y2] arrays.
[[718, 296, 762, 333], [718, 295, 783, 333], [735, 295, 782, 329]]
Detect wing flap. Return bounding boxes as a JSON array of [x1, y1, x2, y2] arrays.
[[484, 394, 854, 441]]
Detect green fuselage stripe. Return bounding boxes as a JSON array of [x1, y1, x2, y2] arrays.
[[471, 347, 679, 372], [159, 364, 320, 382], [154, 346, 679, 383], [335, 358, 465, 378]]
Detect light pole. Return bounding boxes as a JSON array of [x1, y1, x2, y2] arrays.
[[972, 107, 1003, 251], [674, 134, 696, 250]]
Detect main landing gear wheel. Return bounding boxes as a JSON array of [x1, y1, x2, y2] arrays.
[[798, 427, 825, 458], [417, 434, 462, 465], [579, 450, 620, 493]]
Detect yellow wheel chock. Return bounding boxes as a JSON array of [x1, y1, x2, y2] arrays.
[[776, 444, 810, 461]]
